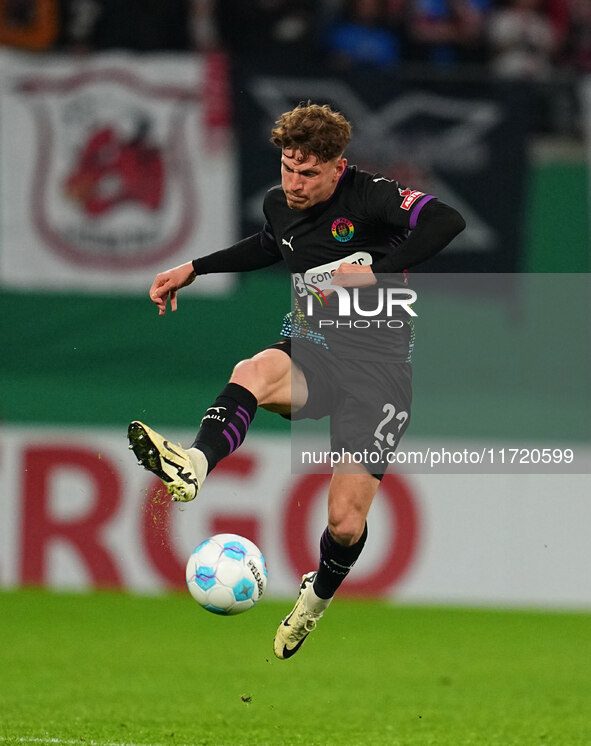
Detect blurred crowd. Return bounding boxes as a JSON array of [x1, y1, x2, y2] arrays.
[[216, 0, 591, 81], [1, 0, 590, 134], [0, 0, 589, 78]]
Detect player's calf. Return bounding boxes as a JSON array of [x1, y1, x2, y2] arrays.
[[191, 383, 258, 472]]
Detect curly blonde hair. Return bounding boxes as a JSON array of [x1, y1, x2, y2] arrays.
[[270, 102, 351, 163]]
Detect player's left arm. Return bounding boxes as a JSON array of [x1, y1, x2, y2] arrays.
[[331, 199, 464, 285], [372, 198, 465, 273]]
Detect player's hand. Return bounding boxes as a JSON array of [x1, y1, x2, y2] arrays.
[[330, 262, 377, 288], [149, 261, 196, 315]]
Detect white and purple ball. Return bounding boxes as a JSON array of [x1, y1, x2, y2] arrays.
[[186, 533, 267, 615]]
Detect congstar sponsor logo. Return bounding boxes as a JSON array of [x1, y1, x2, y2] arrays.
[[293, 256, 417, 330], [292, 252, 373, 297]]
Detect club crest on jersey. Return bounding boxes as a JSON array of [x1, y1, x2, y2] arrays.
[[331, 217, 354, 243]]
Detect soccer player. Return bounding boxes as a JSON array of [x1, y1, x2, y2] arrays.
[[128, 102, 465, 659]]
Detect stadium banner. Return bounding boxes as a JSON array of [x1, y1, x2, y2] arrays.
[[233, 66, 530, 273], [1, 426, 590, 608], [0, 50, 236, 293]]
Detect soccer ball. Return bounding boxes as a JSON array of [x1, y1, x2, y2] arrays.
[[185, 533, 268, 615]]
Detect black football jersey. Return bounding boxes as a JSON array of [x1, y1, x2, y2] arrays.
[[261, 166, 431, 361], [261, 165, 433, 282]]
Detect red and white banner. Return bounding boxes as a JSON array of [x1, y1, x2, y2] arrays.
[[0, 51, 235, 293], [1, 426, 590, 608]]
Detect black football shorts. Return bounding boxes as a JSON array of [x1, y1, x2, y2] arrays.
[[266, 338, 412, 477]]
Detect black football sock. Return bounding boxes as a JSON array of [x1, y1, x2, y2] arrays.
[[191, 383, 257, 474], [313, 523, 368, 600]]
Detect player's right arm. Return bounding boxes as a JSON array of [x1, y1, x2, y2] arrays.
[[150, 229, 282, 315], [149, 262, 196, 315], [191, 230, 281, 277]]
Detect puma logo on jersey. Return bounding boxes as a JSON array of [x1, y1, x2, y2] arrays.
[[373, 176, 392, 183], [282, 236, 295, 251]]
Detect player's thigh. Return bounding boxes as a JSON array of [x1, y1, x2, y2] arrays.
[[330, 362, 412, 475], [230, 347, 308, 414]]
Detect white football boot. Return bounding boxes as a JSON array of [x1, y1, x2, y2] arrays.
[[127, 421, 208, 502], [273, 572, 332, 660]]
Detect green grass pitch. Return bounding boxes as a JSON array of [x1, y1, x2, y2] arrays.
[[0, 589, 590, 746]]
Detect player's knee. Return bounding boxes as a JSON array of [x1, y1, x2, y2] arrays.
[[328, 514, 365, 547], [230, 357, 255, 382], [230, 355, 283, 403], [230, 358, 263, 395]]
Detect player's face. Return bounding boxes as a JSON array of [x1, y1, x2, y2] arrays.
[[281, 149, 347, 210]]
